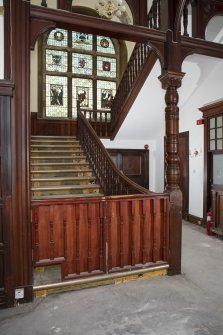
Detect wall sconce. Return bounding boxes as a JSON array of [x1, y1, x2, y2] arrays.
[[95, 0, 126, 20], [189, 148, 202, 158]]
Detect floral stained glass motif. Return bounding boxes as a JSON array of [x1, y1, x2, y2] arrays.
[[97, 56, 116, 78], [97, 80, 116, 110], [72, 78, 93, 118], [46, 50, 68, 72], [47, 29, 68, 47], [97, 36, 115, 54], [72, 53, 93, 75], [72, 32, 93, 51], [46, 75, 68, 118]]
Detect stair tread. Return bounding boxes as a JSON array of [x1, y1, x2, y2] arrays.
[[31, 169, 93, 173], [32, 177, 96, 181], [32, 193, 104, 199], [31, 162, 89, 166], [32, 184, 100, 191], [31, 136, 77, 139], [31, 155, 86, 159]]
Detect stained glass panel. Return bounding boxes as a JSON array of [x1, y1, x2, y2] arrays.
[[72, 32, 93, 51], [46, 50, 68, 72], [97, 80, 116, 110], [97, 56, 116, 78], [97, 36, 115, 54], [46, 76, 68, 118], [72, 78, 93, 118], [47, 29, 68, 47], [72, 53, 93, 75]]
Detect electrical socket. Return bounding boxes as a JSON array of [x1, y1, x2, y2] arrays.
[[15, 288, 24, 299]]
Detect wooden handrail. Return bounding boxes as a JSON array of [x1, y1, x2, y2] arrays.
[[77, 106, 154, 196], [110, 42, 156, 137]]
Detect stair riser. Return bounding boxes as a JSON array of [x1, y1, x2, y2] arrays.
[[31, 171, 94, 178], [32, 180, 96, 187], [31, 164, 90, 170], [31, 157, 87, 163], [31, 151, 84, 156], [32, 188, 100, 197]]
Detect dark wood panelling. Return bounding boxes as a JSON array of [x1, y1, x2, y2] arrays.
[[108, 149, 149, 189], [0, 81, 14, 308], [31, 112, 77, 136], [32, 195, 170, 280]]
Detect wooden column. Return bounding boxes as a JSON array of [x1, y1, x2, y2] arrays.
[[159, 70, 185, 275], [3, 0, 32, 306]]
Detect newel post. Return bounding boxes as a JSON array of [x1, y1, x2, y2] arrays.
[[159, 70, 185, 275]]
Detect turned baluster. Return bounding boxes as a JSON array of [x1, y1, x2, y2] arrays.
[[153, 0, 158, 29]]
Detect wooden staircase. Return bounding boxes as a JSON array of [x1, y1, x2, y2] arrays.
[[31, 136, 103, 198]]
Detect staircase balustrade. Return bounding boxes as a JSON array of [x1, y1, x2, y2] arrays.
[[147, 0, 161, 30], [110, 42, 152, 131], [80, 109, 111, 138], [77, 107, 153, 196]]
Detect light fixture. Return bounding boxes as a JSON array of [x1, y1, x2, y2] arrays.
[[95, 0, 126, 20], [189, 148, 202, 158]]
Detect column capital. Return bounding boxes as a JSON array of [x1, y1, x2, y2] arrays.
[[159, 70, 185, 90]]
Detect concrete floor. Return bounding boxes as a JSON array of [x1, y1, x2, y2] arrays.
[[1, 221, 223, 335]]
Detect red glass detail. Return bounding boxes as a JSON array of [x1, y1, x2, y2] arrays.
[[102, 61, 111, 71]]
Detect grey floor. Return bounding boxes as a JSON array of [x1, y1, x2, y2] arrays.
[[1, 221, 223, 335]]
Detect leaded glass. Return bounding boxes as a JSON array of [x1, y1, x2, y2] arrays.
[[217, 140, 223, 150], [210, 129, 215, 140], [72, 32, 93, 51], [47, 29, 68, 47], [217, 127, 222, 139], [46, 50, 68, 72], [210, 140, 215, 151], [97, 36, 115, 54], [72, 78, 93, 118], [72, 53, 93, 75], [46, 75, 68, 118], [97, 56, 116, 78], [217, 116, 222, 127], [210, 118, 215, 128], [97, 80, 116, 110]]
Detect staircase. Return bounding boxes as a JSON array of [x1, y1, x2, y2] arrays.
[[31, 136, 103, 198]]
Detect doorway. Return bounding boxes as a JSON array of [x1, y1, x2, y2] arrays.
[[179, 131, 189, 220]]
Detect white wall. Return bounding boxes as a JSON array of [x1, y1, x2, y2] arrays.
[[179, 55, 223, 217], [103, 60, 165, 193], [0, 0, 4, 79]]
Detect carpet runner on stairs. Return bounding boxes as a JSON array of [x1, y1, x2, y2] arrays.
[[31, 135, 103, 198]]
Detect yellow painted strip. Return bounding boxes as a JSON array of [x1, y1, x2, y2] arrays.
[[0, 7, 4, 16], [34, 268, 167, 298]]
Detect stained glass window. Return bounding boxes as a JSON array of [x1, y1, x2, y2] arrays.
[[45, 75, 68, 118], [72, 78, 93, 118], [97, 36, 115, 54], [72, 53, 93, 75], [46, 50, 68, 72], [97, 80, 116, 110], [72, 32, 93, 51], [97, 56, 116, 78], [47, 29, 68, 47], [42, 28, 119, 119]]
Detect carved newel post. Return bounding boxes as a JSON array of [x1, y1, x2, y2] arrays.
[[159, 70, 185, 275]]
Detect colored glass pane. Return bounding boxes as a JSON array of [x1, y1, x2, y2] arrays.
[[72, 32, 93, 51], [46, 50, 68, 72], [97, 80, 116, 110], [97, 36, 115, 54], [47, 29, 68, 47], [72, 78, 93, 118], [72, 53, 93, 75], [46, 75, 68, 118], [97, 56, 116, 78]]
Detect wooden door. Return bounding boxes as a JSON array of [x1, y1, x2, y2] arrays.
[[107, 149, 149, 189], [179, 132, 189, 220]]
